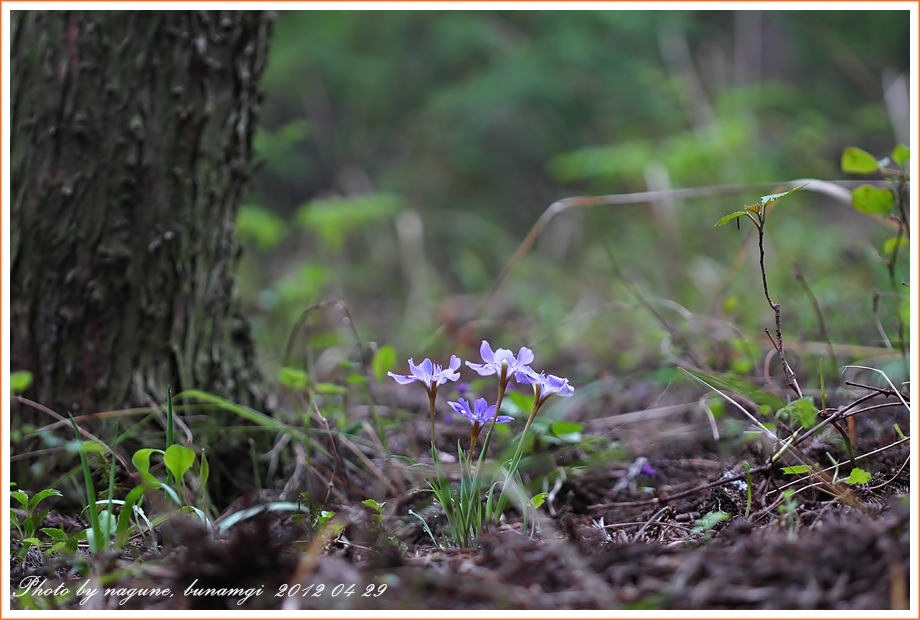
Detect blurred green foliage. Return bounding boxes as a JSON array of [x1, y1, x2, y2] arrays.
[[237, 10, 909, 386]]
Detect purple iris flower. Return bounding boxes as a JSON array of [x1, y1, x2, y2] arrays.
[[466, 340, 535, 384], [515, 368, 575, 405], [388, 356, 461, 394], [448, 397, 513, 428]]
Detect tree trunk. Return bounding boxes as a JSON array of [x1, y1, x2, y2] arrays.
[[11, 11, 272, 416]]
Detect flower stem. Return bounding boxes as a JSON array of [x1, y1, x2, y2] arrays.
[[474, 365, 508, 466], [427, 388, 438, 454], [495, 389, 544, 521]]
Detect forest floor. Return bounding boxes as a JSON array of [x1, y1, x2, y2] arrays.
[[9, 377, 911, 611]]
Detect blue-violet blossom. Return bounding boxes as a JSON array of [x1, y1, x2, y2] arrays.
[[515, 368, 575, 407], [448, 397, 513, 429], [388, 356, 461, 394], [466, 340, 535, 384], [448, 397, 513, 451]]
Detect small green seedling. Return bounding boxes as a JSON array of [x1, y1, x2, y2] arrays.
[[362, 499, 386, 530], [39, 527, 80, 556], [10, 487, 66, 564], [777, 489, 800, 538], [313, 509, 337, 530], [691, 511, 729, 539], [529, 492, 549, 510], [775, 397, 818, 430], [10, 488, 62, 540], [845, 467, 871, 485]]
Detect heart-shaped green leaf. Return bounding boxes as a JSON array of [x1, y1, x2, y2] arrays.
[[852, 184, 895, 215], [10, 371, 33, 395], [891, 144, 910, 166], [841, 147, 881, 174], [164, 445, 196, 483]]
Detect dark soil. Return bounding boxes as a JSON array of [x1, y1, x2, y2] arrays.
[[9, 381, 911, 610]]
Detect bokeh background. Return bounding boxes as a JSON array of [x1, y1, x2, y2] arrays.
[[237, 10, 910, 388]]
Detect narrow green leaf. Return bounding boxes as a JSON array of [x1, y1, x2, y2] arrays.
[[846, 468, 871, 485], [199, 448, 210, 487], [70, 414, 103, 553], [66, 440, 107, 454], [10, 371, 33, 395], [892, 144, 910, 166], [183, 505, 210, 526], [371, 345, 397, 382], [163, 445, 196, 482], [715, 210, 749, 227], [175, 390, 306, 442], [115, 486, 147, 548], [852, 184, 895, 215], [166, 387, 174, 453], [216, 502, 311, 533], [841, 147, 881, 174], [782, 465, 812, 475], [759, 183, 808, 208], [11, 490, 29, 510], [30, 488, 62, 509]]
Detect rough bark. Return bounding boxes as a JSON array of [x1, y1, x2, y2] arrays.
[[11, 11, 272, 415]]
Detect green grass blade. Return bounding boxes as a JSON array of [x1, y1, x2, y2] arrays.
[[68, 415, 104, 554]]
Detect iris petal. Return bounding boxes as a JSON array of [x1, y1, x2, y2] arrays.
[[387, 372, 417, 385], [479, 340, 495, 364], [517, 347, 534, 366]]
